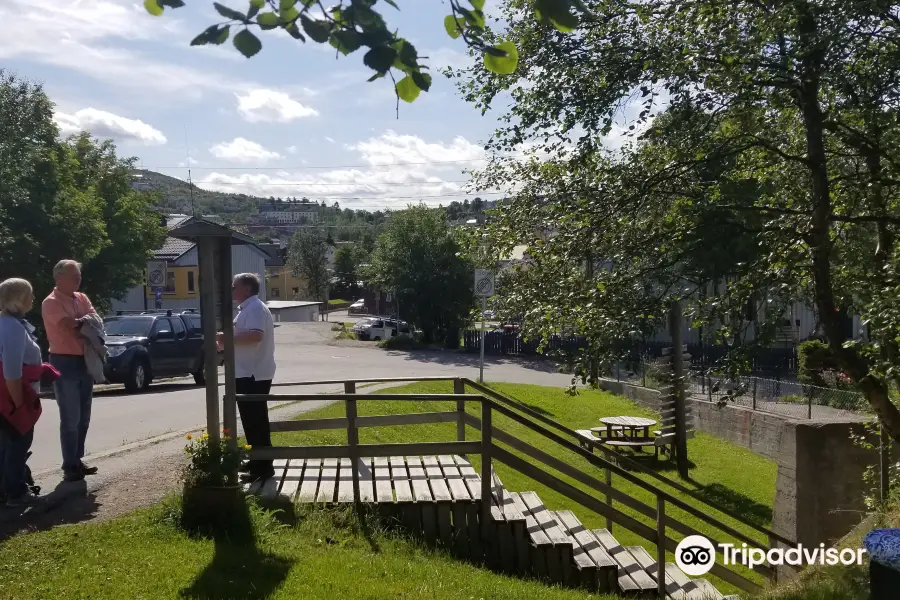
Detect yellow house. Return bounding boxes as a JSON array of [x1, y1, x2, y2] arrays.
[[266, 265, 306, 301]]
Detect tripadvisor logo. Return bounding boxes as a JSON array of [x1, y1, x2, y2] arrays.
[[675, 535, 867, 576]]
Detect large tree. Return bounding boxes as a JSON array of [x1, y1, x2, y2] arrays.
[[366, 206, 474, 345], [0, 71, 167, 317], [456, 0, 900, 440], [287, 228, 332, 301]]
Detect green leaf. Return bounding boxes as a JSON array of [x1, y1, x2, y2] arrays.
[[300, 14, 332, 43], [281, 6, 299, 22], [330, 29, 362, 55], [367, 72, 385, 82], [396, 76, 421, 103], [534, 0, 579, 32], [144, 0, 164, 16], [159, 0, 186, 7], [363, 45, 398, 74], [412, 72, 432, 92], [233, 28, 262, 57], [484, 41, 518, 74], [213, 25, 231, 44], [248, 0, 264, 18], [383, 0, 399, 8], [444, 15, 463, 39], [213, 2, 246, 21], [280, 0, 296, 9], [471, 0, 486, 9], [190, 24, 219, 45], [257, 12, 279, 29], [285, 23, 306, 40], [392, 39, 418, 72]]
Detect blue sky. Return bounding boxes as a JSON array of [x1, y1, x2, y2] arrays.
[[0, 0, 637, 211]]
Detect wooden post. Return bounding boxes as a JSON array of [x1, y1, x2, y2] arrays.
[[669, 301, 689, 479], [881, 424, 891, 503], [219, 238, 237, 460], [198, 238, 220, 444], [481, 400, 492, 538], [656, 496, 666, 598], [752, 378, 758, 411], [454, 378, 466, 443], [605, 467, 613, 532], [345, 381, 361, 506]]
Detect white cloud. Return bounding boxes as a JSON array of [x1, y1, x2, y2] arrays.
[[209, 138, 283, 164], [235, 89, 319, 123], [196, 131, 499, 210], [286, 146, 299, 154], [54, 108, 167, 145], [0, 0, 248, 100], [352, 130, 485, 166]]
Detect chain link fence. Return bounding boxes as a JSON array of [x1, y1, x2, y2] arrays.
[[612, 360, 870, 420]]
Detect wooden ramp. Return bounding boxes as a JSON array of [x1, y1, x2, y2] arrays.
[[246, 455, 733, 599]]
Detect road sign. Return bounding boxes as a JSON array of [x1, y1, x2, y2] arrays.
[[474, 269, 495, 297], [147, 261, 167, 288]]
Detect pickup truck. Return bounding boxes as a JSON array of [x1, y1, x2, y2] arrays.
[[103, 310, 220, 393]]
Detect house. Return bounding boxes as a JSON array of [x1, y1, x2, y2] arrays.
[[110, 215, 270, 312], [261, 243, 307, 301]]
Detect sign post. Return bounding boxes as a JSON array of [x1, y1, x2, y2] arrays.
[[474, 269, 496, 383]]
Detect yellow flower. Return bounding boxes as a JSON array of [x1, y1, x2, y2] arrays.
[[185, 433, 192, 440], [244, 444, 252, 451], [201, 433, 209, 440]]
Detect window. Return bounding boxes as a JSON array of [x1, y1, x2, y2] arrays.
[[188, 315, 202, 332], [163, 271, 176, 294], [272, 287, 280, 298], [171, 316, 186, 339], [151, 318, 173, 338], [187, 271, 195, 293], [291, 287, 299, 298]]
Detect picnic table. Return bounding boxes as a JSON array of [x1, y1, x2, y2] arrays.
[[597, 416, 657, 440]]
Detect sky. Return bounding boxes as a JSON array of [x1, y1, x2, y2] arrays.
[[0, 0, 637, 211]]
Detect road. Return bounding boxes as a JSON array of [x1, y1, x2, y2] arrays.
[[30, 321, 570, 476]]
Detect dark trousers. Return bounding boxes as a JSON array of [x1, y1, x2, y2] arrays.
[[50, 354, 93, 472], [0, 426, 34, 498], [236, 377, 273, 476]]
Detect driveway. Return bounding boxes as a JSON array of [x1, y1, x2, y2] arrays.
[[30, 322, 571, 476]]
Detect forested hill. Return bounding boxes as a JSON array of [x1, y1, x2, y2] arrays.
[[131, 170, 262, 217]]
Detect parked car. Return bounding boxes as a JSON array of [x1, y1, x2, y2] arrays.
[[103, 310, 222, 393], [352, 317, 411, 341], [347, 299, 368, 315]]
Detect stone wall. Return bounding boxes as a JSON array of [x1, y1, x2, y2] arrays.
[[597, 379, 662, 412], [692, 399, 788, 461]]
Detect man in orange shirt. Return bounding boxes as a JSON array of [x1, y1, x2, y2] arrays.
[[42, 260, 99, 482]]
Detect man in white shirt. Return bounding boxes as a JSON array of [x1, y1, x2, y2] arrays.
[[217, 272, 276, 482]]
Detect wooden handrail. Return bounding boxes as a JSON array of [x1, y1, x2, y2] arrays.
[[238, 376, 786, 593], [462, 378, 795, 548]]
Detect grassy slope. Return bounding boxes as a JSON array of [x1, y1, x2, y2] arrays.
[[0, 502, 615, 600], [275, 381, 778, 595]]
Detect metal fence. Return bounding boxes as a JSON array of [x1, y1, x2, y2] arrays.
[[614, 361, 869, 420]]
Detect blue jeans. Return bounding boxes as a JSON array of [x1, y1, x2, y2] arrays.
[[50, 355, 93, 472], [0, 426, 34, 498]]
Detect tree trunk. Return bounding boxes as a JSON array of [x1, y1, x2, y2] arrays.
[[796, 8, 900, 442]]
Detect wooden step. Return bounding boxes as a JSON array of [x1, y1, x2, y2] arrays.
[[520, 491, 574, 584], [592, 528, 658, 594], [628, 546, 726, 600], [553, 510, 617, 592]]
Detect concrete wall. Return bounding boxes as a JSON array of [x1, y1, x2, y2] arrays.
[[771, 419, 886, 578], [692, 398, 787, 461], [597, 380, 662, 412]]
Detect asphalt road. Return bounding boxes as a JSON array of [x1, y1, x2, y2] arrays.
[[30, 321, 570, 475]]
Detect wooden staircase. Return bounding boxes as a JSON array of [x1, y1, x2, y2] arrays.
[[250, 456, 734, 599], [489, 474, 734, 599]]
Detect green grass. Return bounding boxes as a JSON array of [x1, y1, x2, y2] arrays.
[[276, 382, 778, 596], [0, 500, 613, 600], [328, 299, 350, 306]]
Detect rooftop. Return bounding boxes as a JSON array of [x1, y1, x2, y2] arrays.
[[267, 301, 323, 309]]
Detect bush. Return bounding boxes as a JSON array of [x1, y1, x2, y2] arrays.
[[798, 340, 854, 390], [378, 335, 424, 351]]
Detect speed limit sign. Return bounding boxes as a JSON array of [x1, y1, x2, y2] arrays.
[[474, 269, 495, 297]]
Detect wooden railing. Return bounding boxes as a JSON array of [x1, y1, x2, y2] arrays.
[[232, 375, 796, 596]]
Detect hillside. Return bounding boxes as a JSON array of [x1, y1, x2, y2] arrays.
[[131, 170, 262, 217]]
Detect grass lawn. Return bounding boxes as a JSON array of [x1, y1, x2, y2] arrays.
[[0, 501, 613, 600], [328, 299, 350, 306], [275, 381, 778, 595]]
